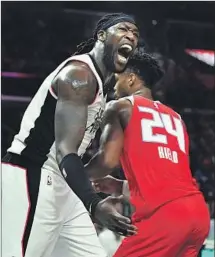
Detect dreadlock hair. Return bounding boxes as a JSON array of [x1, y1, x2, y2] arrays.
[[126, 48, 164, 89], [74, 13, 136, 55]]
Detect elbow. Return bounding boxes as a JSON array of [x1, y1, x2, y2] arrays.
[[55, 141, 77, 164], [86, 150, 119, 180], [99, 150, 119, 171]]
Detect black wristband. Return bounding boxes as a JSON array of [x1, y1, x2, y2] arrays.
[[59, 153, 102, 214]]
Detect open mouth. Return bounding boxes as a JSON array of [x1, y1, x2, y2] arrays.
[[117, 44, 133, 64]]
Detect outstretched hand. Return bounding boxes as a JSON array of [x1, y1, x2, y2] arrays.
[[93, 196, 137, 237]]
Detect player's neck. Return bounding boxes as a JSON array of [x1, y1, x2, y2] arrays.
[[133, 88, 153, 100], [89, 48, 112, 84]]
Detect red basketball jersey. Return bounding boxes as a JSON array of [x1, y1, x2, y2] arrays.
[[120, 96, 201, 221]]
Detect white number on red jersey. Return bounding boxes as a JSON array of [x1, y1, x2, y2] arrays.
[[138, 106, 185, 153]]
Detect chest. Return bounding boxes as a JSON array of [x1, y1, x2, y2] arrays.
[[86, 94, 106, 134], [78, 93, 106, 156]]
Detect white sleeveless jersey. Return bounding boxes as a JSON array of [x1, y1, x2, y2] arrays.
[[8, 54, 106, 173]]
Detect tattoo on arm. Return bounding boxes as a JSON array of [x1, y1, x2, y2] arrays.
[[54, 61, 97, 163]]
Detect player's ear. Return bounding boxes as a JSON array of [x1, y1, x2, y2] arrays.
[[128, 73, 136, 88], [97, 30, 107, 42]]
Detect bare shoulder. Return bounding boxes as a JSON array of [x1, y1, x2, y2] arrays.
[[106, 98, 132, 112], [53, 61, 98, 105], [104, 98, 133, 129]]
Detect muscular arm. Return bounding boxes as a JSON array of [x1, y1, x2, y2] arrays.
[[54, 71, 137, 235], [85, 100, 125, 179], [54, 61, 101, 212], [55, 62, 97, 159]]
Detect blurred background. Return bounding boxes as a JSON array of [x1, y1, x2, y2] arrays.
[[1, 2, 215, 257]]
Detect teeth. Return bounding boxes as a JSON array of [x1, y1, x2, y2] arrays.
[[118, 55, 127, 64], [120, 44, 132, 52]]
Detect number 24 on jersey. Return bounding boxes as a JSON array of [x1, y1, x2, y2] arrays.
[[138, 106, 186, 153]]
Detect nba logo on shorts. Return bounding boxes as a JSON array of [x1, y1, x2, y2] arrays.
[[47, 175, 52, 185]]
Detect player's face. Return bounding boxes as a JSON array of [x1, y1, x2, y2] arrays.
[[114, 73, 131, 99], [103, 22, 139, 73]]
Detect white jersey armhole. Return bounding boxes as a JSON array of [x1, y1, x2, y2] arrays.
[[47, 54, 103, 102], [49, 86, 58, 99]]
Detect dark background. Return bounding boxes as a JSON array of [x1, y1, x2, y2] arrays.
[[1, 1, 215, 216]]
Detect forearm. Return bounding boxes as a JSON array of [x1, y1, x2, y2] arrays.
[[54, 62, 104, 216], [85, 151, 113, 180], [59, 153, 101, 215]]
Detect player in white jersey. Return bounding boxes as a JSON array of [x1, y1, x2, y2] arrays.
[[2, 13, 139, 257]]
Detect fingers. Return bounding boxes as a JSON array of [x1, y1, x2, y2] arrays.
[[105, 196, 125, 207], [92, 182, 101, 192], [96, 195, 137, 237], [117, 219, 137, 236], [117, 195, 124, 201], [109, 195, 124, 203], [108, 226, 128, 236], [111, 212, 138, 236], [114, 227, 135, 237], [114, 211, 131, 224], [91, 176, 110, 183], [107, 221, 137, 237], [94, 175, 113, 182]]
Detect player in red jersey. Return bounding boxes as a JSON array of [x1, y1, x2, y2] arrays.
[[85, 50, 210, 257]]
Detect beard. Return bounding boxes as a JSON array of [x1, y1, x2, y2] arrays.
[[103, 42, 128, 73], [103, 43, 116, 72]]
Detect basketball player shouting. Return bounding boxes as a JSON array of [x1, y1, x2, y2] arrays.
[[2, 13, 139, 257], [86, 50, 210, 257]]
